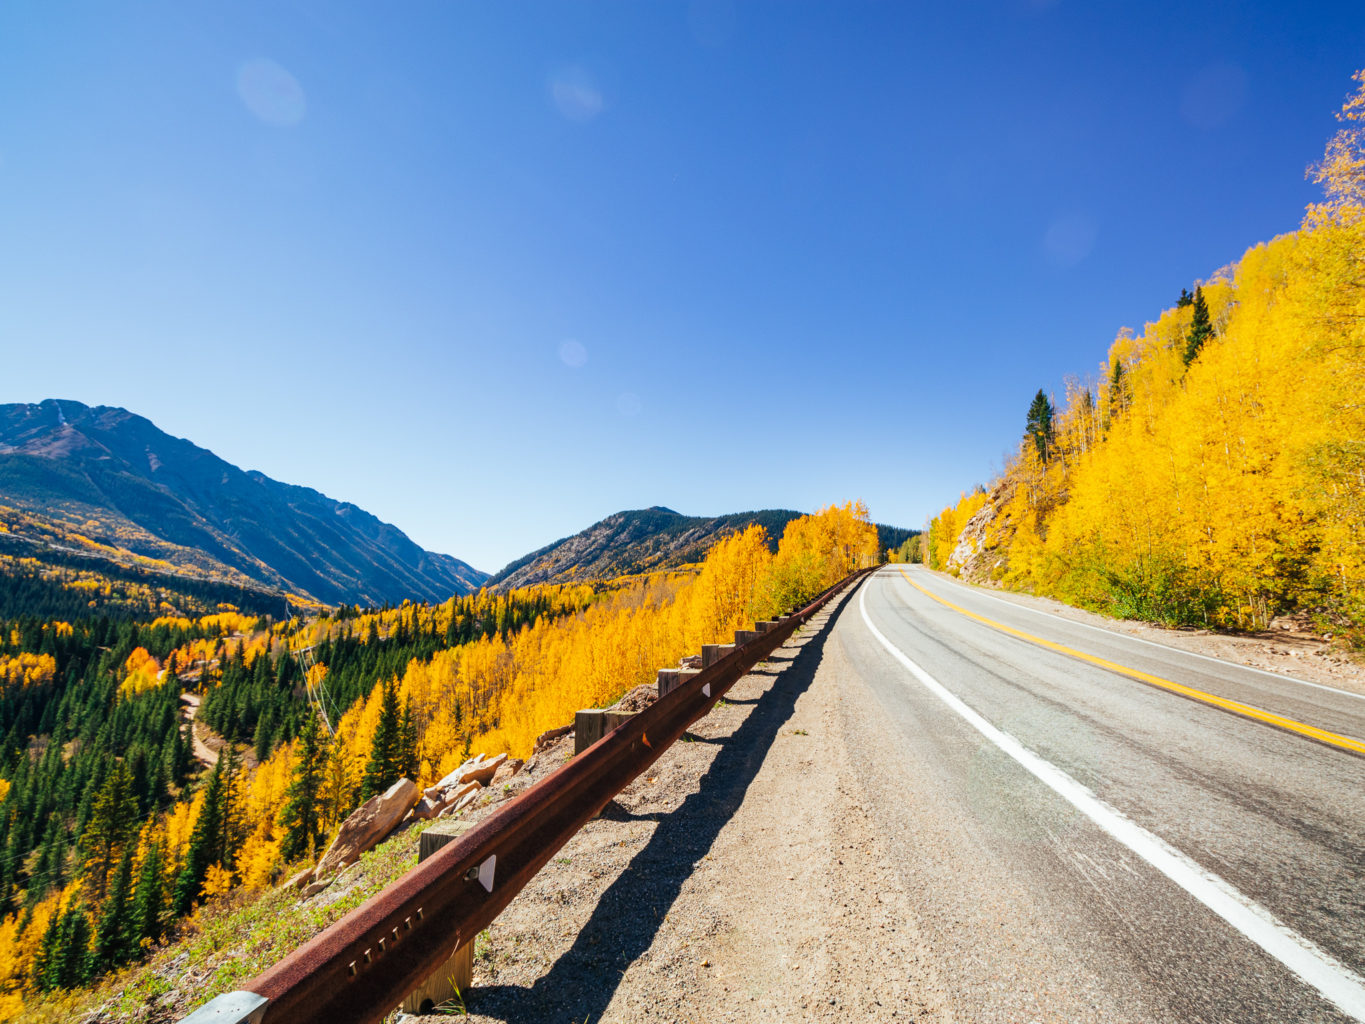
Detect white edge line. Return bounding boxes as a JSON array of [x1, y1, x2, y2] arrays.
[[858, 579, 1365, 1021], [904, 566, 1365, 703]]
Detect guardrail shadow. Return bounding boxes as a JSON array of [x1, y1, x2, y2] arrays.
[[463, 588, 857, 1023]]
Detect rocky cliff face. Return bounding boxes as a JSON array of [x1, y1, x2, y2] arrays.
[[946, 481, 1011, 584], [0, 399, 487, 606]]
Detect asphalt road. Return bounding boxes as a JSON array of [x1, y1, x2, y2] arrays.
[[840, 565, 1365, 1023]]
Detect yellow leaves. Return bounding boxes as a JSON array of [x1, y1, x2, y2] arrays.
[[0, 652, 56, 693], [237, 822, 283, 889], [201, 863, 234, 900], [0, 780, 8, 805], [941, 73, 1365, 635], [118, 647, 163, 698]]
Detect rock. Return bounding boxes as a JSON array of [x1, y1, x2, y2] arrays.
[[282, 868, 312, 891], [411, 796, 442, 821], [461, 753, 506, 786], [534, 725, 574, 753], [438, 780, 481, 813], [492, 758, 525, 786], [609, 685, 657, 714], [301, 875, 334, 898], [313, 778, 418, 879], [678, 654, 702, 669]]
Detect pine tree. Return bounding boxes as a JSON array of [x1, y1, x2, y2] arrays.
[[80, 761, 137, 900], [1183, 285, 1213, 365], [92, 844, 135, 971], [1025, 389, 1055, 463], [171, 757, 224, 916], [1106, 358, 1126, 428], [280, 714, 327, 863], [130, 840, 165, 945], [1177, 287, 1194, 308], [360, 681, 402, 800]]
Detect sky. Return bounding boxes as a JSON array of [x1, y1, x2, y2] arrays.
[[1, 1, 1362, 574]]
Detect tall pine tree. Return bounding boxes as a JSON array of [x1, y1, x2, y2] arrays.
[[171, 756, 225, 916], [360, 681, 403, 800], [280, 714, 328, 862], [1025, 389, 1055, 463], [1183, 285, 1213, 365]]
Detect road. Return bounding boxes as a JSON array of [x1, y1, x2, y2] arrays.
[[847, 564, 1365, 1023]]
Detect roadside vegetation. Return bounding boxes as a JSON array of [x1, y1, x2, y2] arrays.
[[0, 501, 878, 1020], [925, 71, 1365, 646]]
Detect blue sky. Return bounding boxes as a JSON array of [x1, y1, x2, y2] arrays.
[[1, 2, 1361, 574]]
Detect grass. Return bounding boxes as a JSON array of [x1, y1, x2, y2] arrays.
[[14, 819, 440, 1024]]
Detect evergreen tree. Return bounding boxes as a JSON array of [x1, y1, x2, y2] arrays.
[[279, 715, 327, 863], [1025, 389, 1055, 463], [171, 757, 224, 916], [1106, 358, 1126, 428], [398, 698, 419, 781], [1177, 287, 1194, 308], [1183, 285, 1213, 365], [360, 680, 402, 800], [92, 844, 135, 971], [80, 761, 137, 899], [130, 840, 165, 945]]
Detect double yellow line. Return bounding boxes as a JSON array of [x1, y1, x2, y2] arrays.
[[896, 567, 1365, 757]]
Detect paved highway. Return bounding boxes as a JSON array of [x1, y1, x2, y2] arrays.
[[838, 565, 1365, 1023]]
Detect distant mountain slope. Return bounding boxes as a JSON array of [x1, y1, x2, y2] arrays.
[[0, 399, 487, 606], [488, 507, 804, 590]]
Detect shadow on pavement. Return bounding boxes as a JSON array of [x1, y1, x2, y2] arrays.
[[462, 588, 856, 1024]]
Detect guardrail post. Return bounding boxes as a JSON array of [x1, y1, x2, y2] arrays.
[[401, 822, 476, 1015], [700, 643, 734, 668], [656, 667, 700, 699], [574, 709, 637, 755]]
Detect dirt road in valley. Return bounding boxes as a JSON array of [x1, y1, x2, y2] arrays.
[[410, 570, 1365, 1024]]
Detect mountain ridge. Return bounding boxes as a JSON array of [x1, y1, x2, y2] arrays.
[[0, 399, 487, 606]]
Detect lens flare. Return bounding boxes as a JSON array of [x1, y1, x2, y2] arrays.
[[558, 339, 588, 368], [237, 58, 307, 127], [549, 67, 604, 122]]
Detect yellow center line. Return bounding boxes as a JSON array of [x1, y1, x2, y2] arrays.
[[893, 567, 1365, 757]]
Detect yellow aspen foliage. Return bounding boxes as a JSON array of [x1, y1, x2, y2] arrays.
[[237, 821, 283, 889], [933, 72, 1365, 639], [201, 863, 234, 900], [119, 647, 163, 697], [0, 652, 56, 692], [0, 780, 8, 805]]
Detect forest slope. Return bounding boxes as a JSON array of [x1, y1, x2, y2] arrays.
[[922, 72, 1365, 646], [0, 400, 486, 607], [489, 507, 917, 591]]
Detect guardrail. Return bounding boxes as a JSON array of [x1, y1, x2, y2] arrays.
[[182, 566, 873, 1024]]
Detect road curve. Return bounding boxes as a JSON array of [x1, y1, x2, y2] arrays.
[[841, 565, 1365, 1023]]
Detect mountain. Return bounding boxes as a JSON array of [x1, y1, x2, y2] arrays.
[[488, 506, 804, 589], [0, 399, 487, 606]]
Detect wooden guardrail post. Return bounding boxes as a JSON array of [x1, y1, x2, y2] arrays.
[[400, 823, 476, 1014], [656, 667, 700, 698], [575, 709, 637, 755], [701, 643, 734, 668]]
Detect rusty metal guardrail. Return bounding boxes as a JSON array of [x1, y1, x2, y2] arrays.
[[182, 566, 874, 1024]]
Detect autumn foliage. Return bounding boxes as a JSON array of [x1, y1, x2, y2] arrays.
[[0, 502, 877, 1016], [930, 73, 1365, 641]]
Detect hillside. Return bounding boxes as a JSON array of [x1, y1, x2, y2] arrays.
[[923, 76, 1365, 645], [0, 400, 487, 607], [486, 507, 803, 589]]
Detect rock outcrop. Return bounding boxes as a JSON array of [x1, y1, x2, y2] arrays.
[[312, 777, 418, 881]]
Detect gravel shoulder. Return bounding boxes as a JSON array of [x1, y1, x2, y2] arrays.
[[410, 585, 951, 1024]]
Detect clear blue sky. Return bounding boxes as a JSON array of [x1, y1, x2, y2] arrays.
[[1, 2, 1361, 574]]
